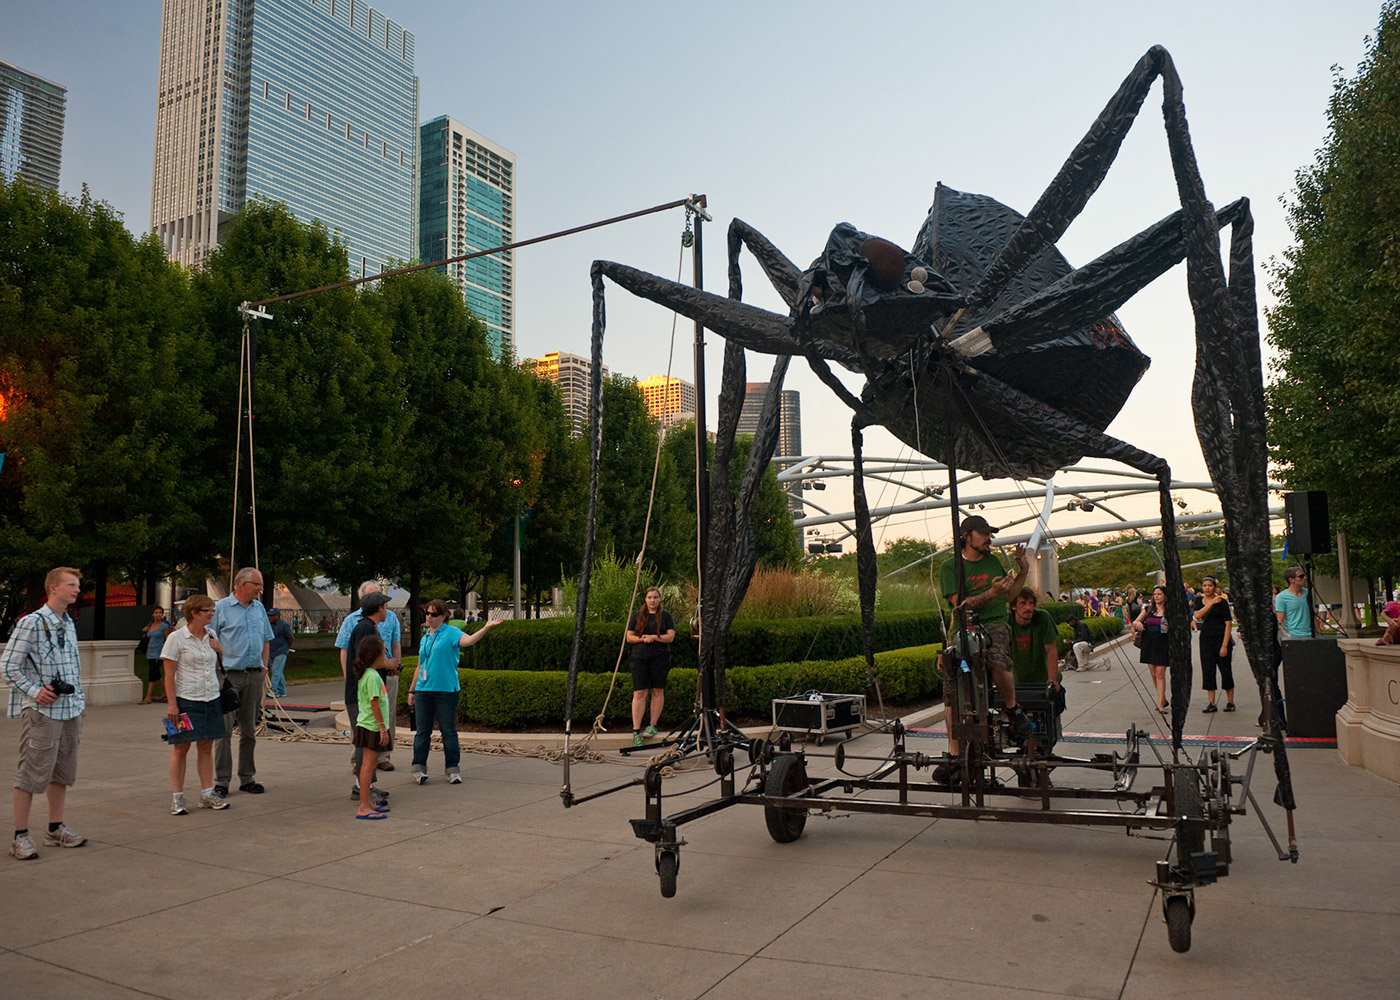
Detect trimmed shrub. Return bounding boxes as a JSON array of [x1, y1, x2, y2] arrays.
[[404, 643, 943, 729], [456, 611, 946, 674]]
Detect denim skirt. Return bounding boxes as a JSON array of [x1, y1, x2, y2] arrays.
[[168, 696, 227, 745]]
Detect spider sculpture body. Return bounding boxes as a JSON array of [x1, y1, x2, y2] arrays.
[[566, 45, 1293, 815]]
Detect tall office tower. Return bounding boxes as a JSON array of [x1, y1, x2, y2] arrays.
[[525, 351, 607, 437], [737, 382, 802, 457], [638, 375, 696, 429], [151, 0, 418, 271], [0, 61, 67, 192], [419, 116, 515, 357]]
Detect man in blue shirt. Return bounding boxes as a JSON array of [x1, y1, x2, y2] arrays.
[[266, 608, 294, 698], [211, 568, 273, 797], [336, 580, 402, 772], [1275, 566, 1317, 638], [3, 566, 88, 860]]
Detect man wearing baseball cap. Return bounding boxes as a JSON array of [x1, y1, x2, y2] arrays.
[[937, 514, 1034, 779]]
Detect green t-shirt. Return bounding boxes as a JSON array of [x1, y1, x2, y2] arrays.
[[355, 667, 387, 731], [1007, 608, 1058, 682], [939, 552, 1009, 625]]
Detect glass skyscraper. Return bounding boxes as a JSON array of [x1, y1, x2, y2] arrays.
[[152, 0, 418, 271], [0, 60, 66, 192], [419, 116, 515, 357]]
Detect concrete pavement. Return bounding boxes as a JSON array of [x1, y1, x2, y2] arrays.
[[2, 637, 1397, 999]]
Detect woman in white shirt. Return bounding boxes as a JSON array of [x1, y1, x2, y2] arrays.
[[162, 595, 230, 815]]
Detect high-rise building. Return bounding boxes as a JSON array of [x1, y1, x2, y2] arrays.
[[419, 116, 515, 357], [737, 382, 802, 457], [526, 351, 607, 437], [0, 60, 66, 192], [151, 0, 418, 271], [638, 375, 696, 429]]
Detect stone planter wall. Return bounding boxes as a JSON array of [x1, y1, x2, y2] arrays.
[[0, 639, 143, 707], [1336, 638, 1400, 783]]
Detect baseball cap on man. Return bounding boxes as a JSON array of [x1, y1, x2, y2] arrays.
[[360, 592, 392, 614], [960, 514, 997, 537]]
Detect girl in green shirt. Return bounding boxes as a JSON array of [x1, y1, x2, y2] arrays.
[[352, 636, 391, 819]]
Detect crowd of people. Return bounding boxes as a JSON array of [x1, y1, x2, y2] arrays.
[[1, 568, 509, 858], [6, 559, 1397, 857]]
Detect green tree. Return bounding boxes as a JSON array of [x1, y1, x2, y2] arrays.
[[352, 266, 527, 644], [0, 181, 212, 633], [516, 370, 586, 612], [194, 199, 406, 605], [661, 420, 802, 580], [592, 375, 686, 577], [1267, 1, 1400, 575]]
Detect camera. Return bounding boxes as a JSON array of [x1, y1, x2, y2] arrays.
[[49, 676, 76, 696]]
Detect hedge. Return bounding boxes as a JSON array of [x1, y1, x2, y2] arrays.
[[450, 611, 945, 674], [398, 643, 942, 729]]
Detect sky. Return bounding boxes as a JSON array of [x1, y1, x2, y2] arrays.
[[5, 0, 1386, 555]]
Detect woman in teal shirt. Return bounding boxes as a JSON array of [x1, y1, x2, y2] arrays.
[[406, 599, 500, 784]]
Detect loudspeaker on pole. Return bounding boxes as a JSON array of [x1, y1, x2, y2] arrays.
[[1284, 491, 1331, 556]]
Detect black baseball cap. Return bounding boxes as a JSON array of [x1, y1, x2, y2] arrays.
[[360, 593, 392, 614], [960, 514, 997, 536]]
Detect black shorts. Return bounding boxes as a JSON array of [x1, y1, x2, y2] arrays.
[[630, 656, 671, 691], [352, 725, 386, 750], [146, 658, 163, 681]]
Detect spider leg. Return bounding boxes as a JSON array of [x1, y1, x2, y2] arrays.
[[850, 418, 883, 713], [952, 199, 1249, 357], [590, 260, 802, 358], [963, 47, 1173, 317], [727, 218, 802, 308]]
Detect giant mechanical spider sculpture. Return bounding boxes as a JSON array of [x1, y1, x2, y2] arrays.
[[563, 47, 1295, 943]]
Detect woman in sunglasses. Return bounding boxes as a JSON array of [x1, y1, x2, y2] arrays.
[[406, 599, 500, 784]]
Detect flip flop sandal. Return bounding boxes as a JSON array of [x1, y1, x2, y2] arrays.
[[355, 812, 387, 820]]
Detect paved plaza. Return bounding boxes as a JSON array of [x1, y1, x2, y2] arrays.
[[3, 638, 1398, 999]]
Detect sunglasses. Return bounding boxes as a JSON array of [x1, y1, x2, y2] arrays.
[[425, 610, 444, 618]]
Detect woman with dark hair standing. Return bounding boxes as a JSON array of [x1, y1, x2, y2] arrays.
[[1193, 575, 1235, 713], [1133, 585, 1172, 715], [627, 587, 675, 747], [406, 598, 499, 784]]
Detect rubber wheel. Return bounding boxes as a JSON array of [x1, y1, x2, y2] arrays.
[[1174, 768, 1205, 865], [1166, 896, 1192, 953], [658, 852, 677, 898], [764, 754, 808, 844]]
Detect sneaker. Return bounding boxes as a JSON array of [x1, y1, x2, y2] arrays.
[[213, 785, 229, 799], [353, 780, 391, 801], [1203, 703, 1218, 714], [171, 793, 188, 816], [1008, 704, 1034, 739], [413, 771, 428, 785], [1223, 703, 1236, 713], [642, 725, 659, 738], [238, 781, 265, 794], [932, 762, 956, 784], [632, 731, 644, 747], [43, 824, 87, 848], [200, 791, 230, 810], [10, 832, 37, 860], [447, 772, 462, 784], [376, 760, 395, 771]]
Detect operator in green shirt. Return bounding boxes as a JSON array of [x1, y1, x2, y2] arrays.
[[1007, 587, 1061, 687], [937, 515, 1034, 779]]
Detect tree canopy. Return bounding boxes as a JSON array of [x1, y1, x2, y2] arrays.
[[1267, 0, 1400, 575], [0, 180, 213, 629]]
